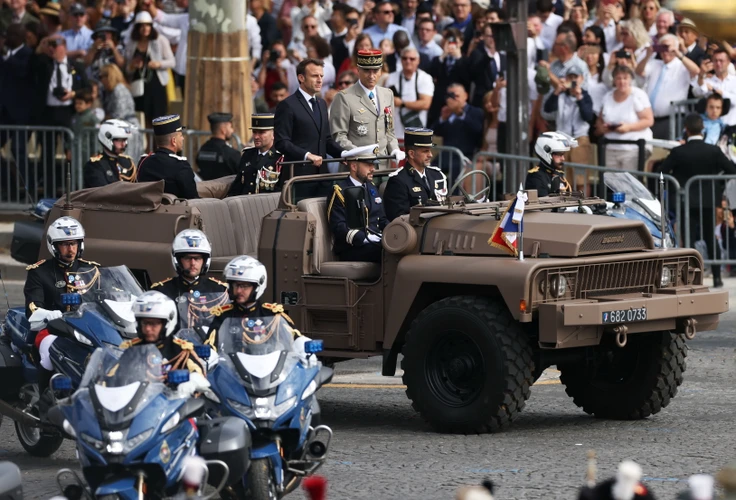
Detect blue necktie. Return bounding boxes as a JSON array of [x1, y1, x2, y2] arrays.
[[648, 64, 667, 111], [368, 91, 377, 112]]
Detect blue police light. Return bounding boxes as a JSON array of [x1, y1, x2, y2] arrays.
[[167, 370, 190, 385], [51, 375, 72, 391], [61, 293, 82, 306], [612, 192, 626, 204], [194, 345, 211, 360], [304, 340, 323, 354]]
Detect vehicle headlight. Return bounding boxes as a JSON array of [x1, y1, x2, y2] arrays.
[[161, 412, 180, 434], [228, 398, 255, 419], [301, 380, 317, 401], [73, 330, 93, 346], [549, 275, 567, 298], [81, 432, 104, 450], [660, 266, 673, 288], [124, 428, 153, 453]]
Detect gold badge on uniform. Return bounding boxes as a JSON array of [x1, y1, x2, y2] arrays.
[[412, 187, 422, 192]]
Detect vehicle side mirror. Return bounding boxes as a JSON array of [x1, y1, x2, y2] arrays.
[[194, 344, 211, 360], [342, 185, 368, 230], [61, 293, 82, 306]]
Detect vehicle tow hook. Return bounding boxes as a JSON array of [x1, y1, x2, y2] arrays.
[[684, 318, 697, 339], [612, 325, 628, 348]]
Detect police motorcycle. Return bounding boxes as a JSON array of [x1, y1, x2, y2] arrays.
[[0, 266, 141, 457], [47, 344, 240, 500], [603, 171, 677, 248]]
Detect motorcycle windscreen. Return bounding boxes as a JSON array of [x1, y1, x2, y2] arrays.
[[176, 292, 230, 331], [81, 345, 167, 428], [218, 315, 299, 392]]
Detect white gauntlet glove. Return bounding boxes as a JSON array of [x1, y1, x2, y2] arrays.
[[366, 233, 381, 244], [391, 149, 406, 161], [29, 308, 63, 331]]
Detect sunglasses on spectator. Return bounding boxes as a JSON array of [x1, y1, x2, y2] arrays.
[[72, 12, 85, 17], [303, 24, 318, 30], [379, 9, 394, 14]]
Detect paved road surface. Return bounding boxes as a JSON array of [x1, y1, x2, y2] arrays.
[[0, 281, 734, 499]]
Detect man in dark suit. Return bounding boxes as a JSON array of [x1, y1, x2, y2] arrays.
[[327, 156, 386, 263], [31, 34, 89, 188], [274, 58, 346, 198], [659, 113, 736, 288], [427, 28, 469, 127], [0, 23, 33, 174], [431, 83, 483, 183], [137, 114, 199, 199], [329, 4, 359, 73], [678, 18, 705, 67], [467, 23, 506, 109]]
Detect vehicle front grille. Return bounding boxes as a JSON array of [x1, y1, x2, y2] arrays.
[[578, 260, 659, 297], [579, 228, 650, 255]]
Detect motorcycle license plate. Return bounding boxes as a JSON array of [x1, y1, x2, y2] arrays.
[[602, 307, 647, 324]]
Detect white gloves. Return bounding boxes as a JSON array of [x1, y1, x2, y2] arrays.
[[366, 234, 381, 244], [391, 149, 406, 162], [29, 308, 63, 331], [176, 371, 211, 398], [342, 144, 379, 159]]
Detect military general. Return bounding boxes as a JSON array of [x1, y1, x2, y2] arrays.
[[330, 49, 404, 166], [137, 114, 199, 199], [383, 128, 448, 222], [227, 113, 283, 196], [195, 112, 241, 180]]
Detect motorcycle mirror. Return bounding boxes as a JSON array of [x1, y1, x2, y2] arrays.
[[304, 340, 323, 354], [194, 344, 211, 360], [61, 293, 82, 306], [168, 370, 190, 385], [342, 185, 368, 230]]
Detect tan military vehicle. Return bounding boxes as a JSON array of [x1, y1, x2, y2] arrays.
[[40, 171, 729, 434]]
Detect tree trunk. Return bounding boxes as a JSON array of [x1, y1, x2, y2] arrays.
[[185, 0, 252, 144]]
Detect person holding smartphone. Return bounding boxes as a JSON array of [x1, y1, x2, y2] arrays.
[[595, 65, 653, 171]]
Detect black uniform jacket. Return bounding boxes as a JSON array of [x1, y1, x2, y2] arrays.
[[206, 302, 294, 351], [151, 275, 228, 302], [327, 176, 386, 256], [83, 151, 136, 188], [227, 146, 283, 196], [383, 163, 448, 222], [525, 164, 571, 198], [24, 258, 100, 318], [137, 147, 199, 199], [196, 137, 241, 181], [119, 336, 206, 374]]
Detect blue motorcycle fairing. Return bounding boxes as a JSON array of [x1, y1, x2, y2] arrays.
[[274, 363, 319, 406], [64, 307, 129, 347], [95, 477, 138, 500], [6, 308, 32, 349], [609, 206, 677, 246]]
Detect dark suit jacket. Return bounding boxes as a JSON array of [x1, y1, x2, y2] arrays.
[[659, 138, 736, 208], [274, 90, 344, 177], [0, 45, 33, 124], [427, 55, 470, 126], [467, 47, 507, 108], [330, 34, 350, 76], [431, 104, 484, 159], [30, 54, 89, 123], [257, 13, 279, 56], [685, 45, 705, 67]]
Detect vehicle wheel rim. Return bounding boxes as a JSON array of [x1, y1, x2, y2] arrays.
[[425, 331, 485, 408], [18, 409, 41, 447]]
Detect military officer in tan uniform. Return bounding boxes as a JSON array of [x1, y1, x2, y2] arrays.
[[329, 49, 404, 167]]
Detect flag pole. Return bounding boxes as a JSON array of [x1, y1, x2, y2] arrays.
[[659, 172, 667, 249], [518, 183, 524, 261]]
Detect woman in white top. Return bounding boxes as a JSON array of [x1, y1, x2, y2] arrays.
[[595, 65, 654, 171]]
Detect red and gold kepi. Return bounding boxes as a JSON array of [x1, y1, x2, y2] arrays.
[[357, 49, 384, 70]]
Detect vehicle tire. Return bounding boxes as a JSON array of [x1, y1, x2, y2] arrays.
[[401, 296, 535, 434], [14, 419, 63, 457], [245, 458, 278, 500], [559, 332, 687, 419]]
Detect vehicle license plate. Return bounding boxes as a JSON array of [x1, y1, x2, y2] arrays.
[[602, 307, 647, 324]]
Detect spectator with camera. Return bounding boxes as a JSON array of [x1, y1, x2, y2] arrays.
[[539, 31, 587, 97], [467, 23, 506, 109], [595, 65, 653, 171], [583, 0, 620, 54], [329, 5, 361, 72], [427, 27, 468, 126], [636, 33, 699, 139], [386, 47, 434, 139], [84, 20, 124, 81], [693, 49, 736, 126]]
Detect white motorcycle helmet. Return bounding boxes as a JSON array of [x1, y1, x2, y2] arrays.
[[534, 131, 578, 169], [132, 290, 178, 339], [98, 119, 132, 153], [172, 229, 212, 277], [46, 216, 85, 263], [223, 256, 267, 302]]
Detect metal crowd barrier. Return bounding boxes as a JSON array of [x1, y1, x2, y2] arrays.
[[683, 175, 736, 266], [0, 125, 80, 211], [668, 98, 699, 141]]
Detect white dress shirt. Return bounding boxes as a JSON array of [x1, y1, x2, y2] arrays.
[[540, 13, 563, 51], [692, 73, 736, 126], [47, 58, 73, 107], [643, 57, 693, 118]]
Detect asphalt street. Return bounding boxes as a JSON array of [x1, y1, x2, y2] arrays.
[[0, 280, 734, 500]]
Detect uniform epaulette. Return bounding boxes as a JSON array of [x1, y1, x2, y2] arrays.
[[210, 303, 234, 316], [173, 337, 194, 350], [327, 184, 344, 220], [120, 338, 142, 349], [119, 154, 133, 162], [79, 258, 101, 266], [151, 277, 173, 288], [262, 303, 285, 314], [169, 153, 188, 161], [90, 154, 103, 162], [426, 166, 446, 176], [26, 259, 46, 270], [388, 167, 403, 177], [241, 146, 256, 153], [208, 276, 228, 287], [528, 166, 540, 174]]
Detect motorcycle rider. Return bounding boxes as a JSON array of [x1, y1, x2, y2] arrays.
[[23, 216, 100, 392], [151, 229, 228, 328], [525, 131, 575, 197], [120, 290, 208, 377], [83, 119, 137, 188]]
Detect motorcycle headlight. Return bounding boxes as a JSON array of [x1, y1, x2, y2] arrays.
[[228, 398, 255, 419], [301, 380, 317, 401], [161, 412, 180, 434], [73, 330, 93, 346], [62, 419, 76, 438], [124, 428, 153, 454], [660, 266, 674, 288], [81, 432, 104, 451]]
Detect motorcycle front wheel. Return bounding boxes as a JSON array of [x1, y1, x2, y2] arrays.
[[15, 417, 63, 457], [245, 458, 278, 500]]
